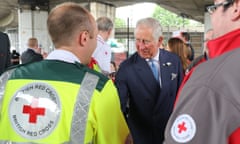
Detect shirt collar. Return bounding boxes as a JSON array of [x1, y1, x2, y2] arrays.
[[28, 47, 36, 52], [46, 49, 81, 63], [152, 49, 160, 61], [207, 29, 240, 59], [98, 34, 104, 40], [145, 49, 160, 61]]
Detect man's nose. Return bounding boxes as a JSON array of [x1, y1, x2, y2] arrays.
[[138, 42, 146, 50]]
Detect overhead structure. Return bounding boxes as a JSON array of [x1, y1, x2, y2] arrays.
[[0, 0, 211, 30], [49, 0, 207, 23], [18, 0, 49, 11]]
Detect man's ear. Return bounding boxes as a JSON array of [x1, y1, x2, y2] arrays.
[[158, 36, 163, 43], [108, 29, 112, 36], [78, 31, 89, 47], [158, 36, 163, 47], [232, 1, 240, 21]]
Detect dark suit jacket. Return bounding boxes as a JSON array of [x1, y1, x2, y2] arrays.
[[0, 32, 11, 75], [115, 49, 183, 144], [21, 48, 43, 64]]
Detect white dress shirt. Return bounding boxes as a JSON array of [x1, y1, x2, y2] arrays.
[[146, 49, 162, 86], [46, 49, 81, 63]]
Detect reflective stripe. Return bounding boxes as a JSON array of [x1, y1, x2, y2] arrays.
[[0, 69, 15, 103], [69, 72, 99, 144], [0, 141, 33, 144]]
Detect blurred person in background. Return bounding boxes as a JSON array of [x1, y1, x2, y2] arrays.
[[10, 49, 20, 66], [89, 16, 113, 75], [166, 37, 190, 74], [20, 37, 43, 64], [182, 32, 194, 61], [109, 61, 118, 82], [0, 31, 11, 75]]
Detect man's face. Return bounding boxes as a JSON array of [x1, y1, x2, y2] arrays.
[[90, 18, 98, 54], [85, 16, 98, 64], [135, 25, 161, 59], [210, 0, 234, 38]]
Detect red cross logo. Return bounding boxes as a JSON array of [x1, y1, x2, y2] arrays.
[[178, 121, 187, 134], [22, 97, 46, 124]]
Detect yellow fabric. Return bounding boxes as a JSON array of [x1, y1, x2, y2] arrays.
[[0, 79, 79, 143], [0, 79, 130, 144], [93, 63, 101, 73], [85, 80, 130, 144]]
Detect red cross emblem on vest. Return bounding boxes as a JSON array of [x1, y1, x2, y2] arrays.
[[22, 97, 46, 124]]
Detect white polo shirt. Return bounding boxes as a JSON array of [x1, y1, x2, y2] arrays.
[[92, 35, 111, 73]]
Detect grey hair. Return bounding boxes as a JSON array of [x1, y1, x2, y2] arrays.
[[135, 17, 163, 42], [97, 17, 113, 32]]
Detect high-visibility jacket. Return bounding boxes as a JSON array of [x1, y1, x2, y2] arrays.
[[0, 60, 129, 144]]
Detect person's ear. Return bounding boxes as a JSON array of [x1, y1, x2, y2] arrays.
[[232, 1, 240, 21], [158, 36, 163, 43], [107, 29, 112, 37], [157, 36, 163, 47], [78, 31, 89, 46]]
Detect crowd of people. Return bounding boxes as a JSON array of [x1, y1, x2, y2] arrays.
[[0, 0, 240, 143]]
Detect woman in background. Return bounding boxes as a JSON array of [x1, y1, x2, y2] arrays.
[[109, 61, 117, 82], [166, 37, 190, 73]]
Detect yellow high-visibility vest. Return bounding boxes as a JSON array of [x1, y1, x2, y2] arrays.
[[0, 60, 129, 144]]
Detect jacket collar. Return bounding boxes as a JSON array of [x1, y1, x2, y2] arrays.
[[207, 29, 240, 59]]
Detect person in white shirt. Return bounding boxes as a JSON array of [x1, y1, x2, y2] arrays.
[[92, 16, 113, 74]]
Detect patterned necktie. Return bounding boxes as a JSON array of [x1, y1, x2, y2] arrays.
[[149, 59, 159, 81]]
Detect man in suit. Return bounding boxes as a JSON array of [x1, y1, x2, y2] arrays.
[[21, 37, 43, 64], [115, 17, 183, 144], [0, 32, 11, 75]]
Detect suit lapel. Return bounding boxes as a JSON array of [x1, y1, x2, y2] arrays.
[[133, 54, 159, 94], [159, 50, 171, 90]]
